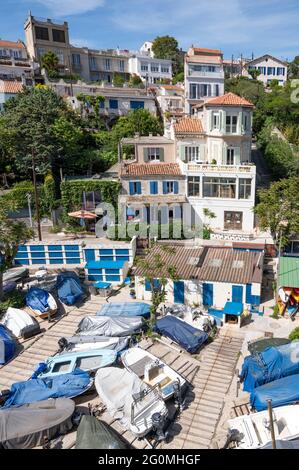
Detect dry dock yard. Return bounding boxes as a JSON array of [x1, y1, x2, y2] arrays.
[[0, 292, 246, 450]]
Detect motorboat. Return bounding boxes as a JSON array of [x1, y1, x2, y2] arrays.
[[3, 267, 28, 284], [121, 347, 186, 400], [0, 398, 75, 449], [250, 374, 299, 411], [95, 367, 168, 438], [58, 335, 130, 354], [247, 337, 290, 354], [26, 287, 57, 319], [76, 415, 131, 449], [77, 315, 143, 337], [56, 271, 83, 306], [0, 325, 16, 365], [1, 307, 41, 339], [33, 349, 117, 379], [227, 404, 299, 449]]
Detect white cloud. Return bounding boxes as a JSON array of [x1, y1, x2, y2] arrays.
[[32, 0, 105, 16]]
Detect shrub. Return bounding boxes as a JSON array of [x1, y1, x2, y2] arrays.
[[289, 327, 299, 341], [0, 290, 26, 316]]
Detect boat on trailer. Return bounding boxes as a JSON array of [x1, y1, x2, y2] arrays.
[[227, 404, 299, 449], [34, 349, 117, 379], [121, 346, 186, 401], [95, 367, 168, 439]]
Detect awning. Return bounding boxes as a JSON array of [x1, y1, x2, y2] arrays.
[[85, 260, 125, 269], [94, 281, 111, 289], [223, 302, 243, 316]]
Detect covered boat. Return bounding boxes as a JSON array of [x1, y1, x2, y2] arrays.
[[121, 347, 186, 400], [97, 302, 150, 318], [1, 307, 40, 339], [3, 281, 17, 294], [0, 398, 74, 449], [3, 267, 28, 283], [227, 403, 299, 449], [77, 316, 143, 337], [26, 287, 57, 319], [248, 337, 291, 355], [2, 369, 92, 408], [154, 315, 208, 354], [240, 341, 299, 392], [76, 415, 131, 449], [56, 271, 83, 306], [33, 349, 117, 379], [59, 335, 130, 353], [95, 367, 168, 438], [0, 325, 16, 364], [250, 374, 299, 411]]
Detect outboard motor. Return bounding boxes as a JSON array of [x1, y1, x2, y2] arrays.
[[222, 428, 244, 449], [58, 337, 68, 352], [173, 380, 183, 411], [151, 412, 166, 441]]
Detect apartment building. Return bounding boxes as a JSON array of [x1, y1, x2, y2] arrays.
[[245, 54, 288, 86], [119, 92, 256, 238], [185, 47, 225, 114], [0, 39, 35, 84], [128, 54, 172, 84], [156, 85, 184, 117]]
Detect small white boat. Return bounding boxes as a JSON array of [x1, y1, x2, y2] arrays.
[[58, 335, 130, 353], [121, 347, 186, 400], [227, 404, 299, 449], [3, 267, 28, 283], [0, 307, 40, 338], [95, 367, 168, 438]]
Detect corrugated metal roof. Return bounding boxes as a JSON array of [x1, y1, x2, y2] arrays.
[[134, 244, 263, 284], [278, 257, 299, 288]]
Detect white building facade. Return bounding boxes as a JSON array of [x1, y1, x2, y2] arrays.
[[128, 55, 172, 84], [245, 54, 288, 86], [0, 39, 36, 84]]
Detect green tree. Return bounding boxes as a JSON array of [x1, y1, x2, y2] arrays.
[[152, 35, 182, 75], [40, 51, 59, 75], [128, 74, 144, 88], [0, 205, 33, 299], [173, 71, 184, 84], [113, 73, 125, 87], [255, 176, 299, 247], [248, 68, 261, 80], [288, 55, 299, 79]]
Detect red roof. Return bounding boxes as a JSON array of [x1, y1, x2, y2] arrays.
[[192, 47, 222, 55], [121, 162, 182, 177], [0, 80, 24, 94], [205, 92, 254, 107], [0, 40, 25, 49], [174, 117, 204, 134]]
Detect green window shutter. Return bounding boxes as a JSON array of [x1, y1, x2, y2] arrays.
[[143, 148, 149, 162], [234, 147, 240, 165], [179, 145, 186, 162], [238, 111, 243, 134], [241, 113, 245, 134], [159, 148, 164, 161]]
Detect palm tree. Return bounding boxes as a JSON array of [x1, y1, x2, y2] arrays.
[[41, 51, 59, 74]]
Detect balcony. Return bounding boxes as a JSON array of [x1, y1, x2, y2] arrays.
[[187, 69, 224, 79], [185, 163, 256, 174]]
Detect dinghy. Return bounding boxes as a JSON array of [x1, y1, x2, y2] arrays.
[[0, 398, 75, 449], [26, 287, 57, 319], [56, 271, 83, 306], [33, 349, 117, 379], [77, 315, 143, 337], [3, 267, 28, 283], [121, 347, 186, 400], [2, 369, 93, 408], [1, 307, 41, 339], [58, 335, 130, 353], [227, 404, 299, 449], [0, 325, 16, 365], [95, 367, 168, 438], [76, 415, 131, 449]]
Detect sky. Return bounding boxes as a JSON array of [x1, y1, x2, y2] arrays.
[[0, 0, 298, 61]]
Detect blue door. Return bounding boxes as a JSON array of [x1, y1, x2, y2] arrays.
[[174, 281, 185, 304], [203, 283, 213, 306], [232, 285, 243, 303]]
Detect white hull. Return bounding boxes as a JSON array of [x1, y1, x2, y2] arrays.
[[1, 308, 36, 338], [228, 404, 299, 449], [29, 293, 57, 318]]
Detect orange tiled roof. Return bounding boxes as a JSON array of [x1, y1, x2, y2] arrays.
[[191, 47, 222, 55], [0, 80, 24, 94], [162, 85, 183, 91], [121, 162, 182, 177], [205, 92, 254, 107], [0, 40, 25, 49], [174, 117, 204, 135]]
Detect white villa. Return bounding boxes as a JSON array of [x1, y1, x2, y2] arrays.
[[245, 54, 288, 86]]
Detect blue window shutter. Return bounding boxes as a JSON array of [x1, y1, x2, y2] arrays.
[[145, 279, 151, 291], [150, 181, 158, 194], [163, 181, 168, 194], [173, 181, 178, 194], [129, 182, 134, 195], [137, 182, 142, 194]]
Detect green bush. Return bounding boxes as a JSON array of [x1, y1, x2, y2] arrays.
[[289, 327, 299, 341], [0, 290, 26, 315]]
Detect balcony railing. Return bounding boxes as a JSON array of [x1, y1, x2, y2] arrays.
[[187, 70, 224, 79], [186, 163, 256, 174]]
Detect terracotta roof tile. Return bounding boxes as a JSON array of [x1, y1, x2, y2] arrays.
[[174, 117, 204, 135], [0, 80, 24, 94], [121, 162, 181, 177], [161, 85, 183, 91], [191, 47, 222, 55], [205, 92, 254, 107], [0, 40, 25, 49]]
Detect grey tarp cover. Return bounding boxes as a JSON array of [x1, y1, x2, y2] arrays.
[[75, 415, 130, 449], [0, 398, 74, 449], [65, 335, 130, 352], [77, 316, 143, 337]]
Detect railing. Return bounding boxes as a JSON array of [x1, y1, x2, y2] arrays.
[[186, 163, 256, 174], [187, 70, 224, 79]]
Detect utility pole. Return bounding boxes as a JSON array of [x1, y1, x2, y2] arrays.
[[32, 150, 42, 241], [267, 399, 276, 449]]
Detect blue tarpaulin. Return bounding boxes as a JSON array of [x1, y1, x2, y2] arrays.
[[154, 315, 208, 354], [2, 369, 91, 408], [240, 341, 299, 392], [0, 325, 16, 365], [97, 302, 150, 318], [26, 287, 50, 313], [56, 272, 83, 305], [94, 281, 111, 289], [223, 302, 243, 316], [250, 374, 299, 411]]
